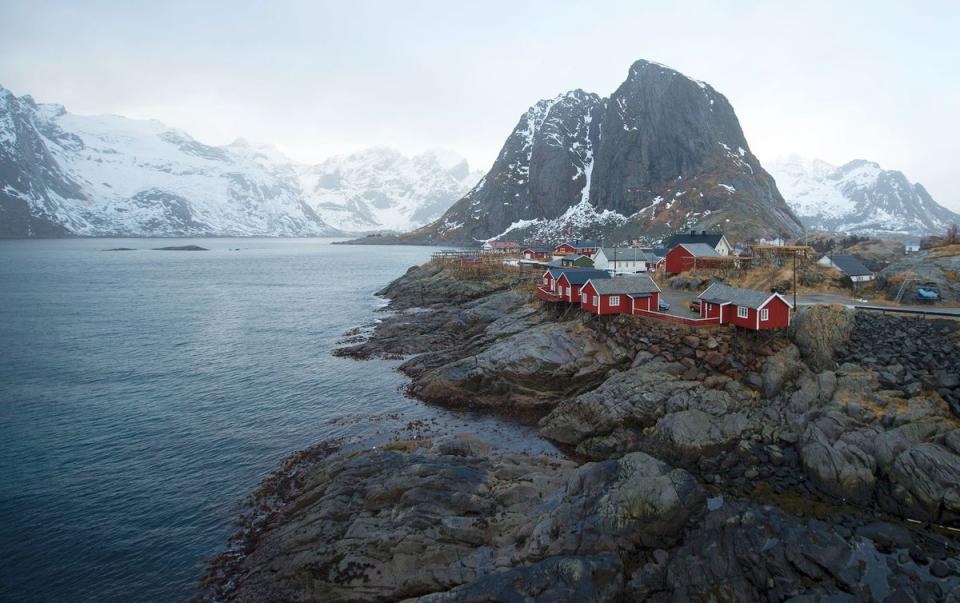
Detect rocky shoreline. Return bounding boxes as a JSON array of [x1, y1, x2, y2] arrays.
[[204, 262, 960, 601]]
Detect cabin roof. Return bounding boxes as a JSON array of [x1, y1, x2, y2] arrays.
[[552, 268, 610, 285], [600, 247, 648, 261], [589, 274, 661, 295], [675, 243, 720, 257], [665, 232, 725, 249], [698, 282, 791, 310], [826, 254, 873, 277]]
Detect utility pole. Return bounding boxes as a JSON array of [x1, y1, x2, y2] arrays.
[[793, 250, 798, 312]]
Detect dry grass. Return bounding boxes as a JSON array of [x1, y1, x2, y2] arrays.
[[928, 244, 960, 259]]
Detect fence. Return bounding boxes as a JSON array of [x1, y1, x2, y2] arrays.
[[631, 308, 722, 327]]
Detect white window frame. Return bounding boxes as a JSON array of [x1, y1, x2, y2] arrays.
[[593, 295, 599, 306], [760, 308, 769, 321], [581, 292, 587, 304], [566, 286, 571, 297], [610, 296, 620, 306], [737, 305, 748, 319]]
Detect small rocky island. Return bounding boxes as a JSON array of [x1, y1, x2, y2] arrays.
[[203, 262, 960, 601], [151, 245, 209, 251]]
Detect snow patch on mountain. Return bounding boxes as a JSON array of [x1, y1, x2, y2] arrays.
[[482, 199, 628, 243]]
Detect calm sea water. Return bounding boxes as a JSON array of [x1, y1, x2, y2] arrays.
[[0, 238, 556, 602]]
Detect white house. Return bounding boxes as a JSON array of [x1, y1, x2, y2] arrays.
[[593, 247, 650, 273], [818, 254, 875, 282]]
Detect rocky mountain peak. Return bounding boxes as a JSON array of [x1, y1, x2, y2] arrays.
[[405, 59, 801, 245]]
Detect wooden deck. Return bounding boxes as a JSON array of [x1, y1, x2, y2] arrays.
[[535, 287, 565, 302], [631, 308, 722, 327]]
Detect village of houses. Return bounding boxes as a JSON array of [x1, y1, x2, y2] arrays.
[[437, 230, 895, 333]]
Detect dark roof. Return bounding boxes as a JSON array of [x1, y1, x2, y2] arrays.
[[827, 254, 873, 277], [550, 268, 610, 285], [654, 247, 668, 257], [664, 232, 725, 249], [559, 240, 599, 249], [674, 243, 719, 257], [523, 246, 551, 253], [589, 274, 661, 295], [698, 283, 790, 310]]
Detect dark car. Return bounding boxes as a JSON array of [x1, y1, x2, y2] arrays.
[[689, 299, 701, 313]]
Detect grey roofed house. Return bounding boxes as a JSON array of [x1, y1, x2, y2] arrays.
[[824, 254, 873, 277], [677, 243, 720, 257], [698, 282, 786, 309], [664, 232, 725, 249], [589, 274, 661, 295], [548, 268, 610, 284]]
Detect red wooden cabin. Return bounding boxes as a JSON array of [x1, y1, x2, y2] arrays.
[[580, 275, 661, 315], [523, 246, 551, 260], [665, 243, 719, 274], [554, 240, 600, 257], [537, 268, 608, 303], [697, 283, 792, 330]]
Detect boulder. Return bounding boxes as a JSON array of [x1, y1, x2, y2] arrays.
[[761, 344, 804, 398], [800, 421, 877, 504], [412, 554, 624, 602], [649, 409, 751, 461], [523, 452, 704, 557], [791, 305, 855, 371], [884, 443, 960, 523]]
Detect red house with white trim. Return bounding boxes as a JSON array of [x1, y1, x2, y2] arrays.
[[554, 240, 601, 258], [580, 275, 661, 315], [665, 243, 720, 274], [697, 282, 793, 330], [538, 268, 609, 303], [522, 246, 551, 260]]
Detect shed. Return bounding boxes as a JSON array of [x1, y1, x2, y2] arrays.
[[817, 254, 875, 282], [697, 282, 792, 330], [580, 275, 661, 315], [665, 243, 720, 274]]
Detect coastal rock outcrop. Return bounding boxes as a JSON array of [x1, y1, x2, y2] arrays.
[[215, 437, 703, 602]]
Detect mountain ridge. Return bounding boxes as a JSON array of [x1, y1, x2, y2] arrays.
[[0, 85, 479, 238], [769, 155, 960, 238]]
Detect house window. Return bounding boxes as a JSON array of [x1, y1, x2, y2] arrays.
[[610, 296, 620, 306], [566, 287, 571, 296], [593, 296, 599, 306], [760, 308, 769, 321], [581, 293, 587, 304], [737, 306, 748, 319], [706, 303, 712, 312]]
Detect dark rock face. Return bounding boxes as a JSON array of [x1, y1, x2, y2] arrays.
[[406, 60, 802, 245], [215, 438, 702, 602]]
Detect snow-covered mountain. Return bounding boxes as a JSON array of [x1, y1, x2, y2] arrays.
[[0, 84, 479, 237], [299, 147, 482, 233], [769, 156, 960, 237], [399, 60, 803, 246]]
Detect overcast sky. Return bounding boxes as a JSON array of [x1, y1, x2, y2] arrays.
[[2, 0, 958, 210]]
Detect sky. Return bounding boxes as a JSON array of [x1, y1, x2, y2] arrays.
[[2, 0, 959, 211]]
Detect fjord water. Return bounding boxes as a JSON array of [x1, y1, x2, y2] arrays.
[[0, 238, 554, 602]]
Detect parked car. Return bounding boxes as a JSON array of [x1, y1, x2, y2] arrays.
[[658, 299, 670, 312], [689, 299, 701, 313]]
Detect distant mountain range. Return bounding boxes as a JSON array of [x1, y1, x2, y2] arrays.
[[769, 156, 959, 238], [0, 84, 479, 238], [392, 59, 803, 246]]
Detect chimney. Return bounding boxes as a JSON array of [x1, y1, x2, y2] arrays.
[[689, 230, 696, 236]]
